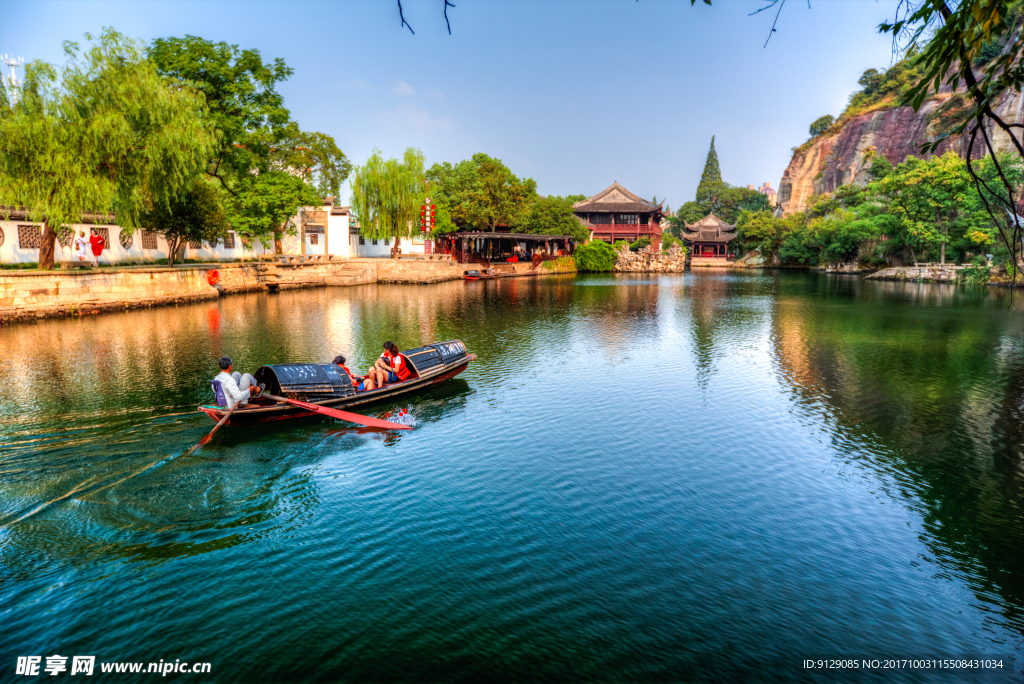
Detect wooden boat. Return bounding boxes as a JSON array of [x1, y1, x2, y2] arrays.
[[198, 340, 475, 425], [464, 269, 498, 280]]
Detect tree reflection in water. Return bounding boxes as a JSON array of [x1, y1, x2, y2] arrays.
[[767, 272, 1024, 637]]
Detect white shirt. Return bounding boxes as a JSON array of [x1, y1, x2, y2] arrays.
[[74, 236, 88, 259], [215, 371, 249, 410]]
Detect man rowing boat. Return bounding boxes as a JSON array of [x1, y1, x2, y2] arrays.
[[212, 356, 264, 410]]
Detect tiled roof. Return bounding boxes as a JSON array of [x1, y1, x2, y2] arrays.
[[681, 213, 737, 243], [573, 181, 663, 213]]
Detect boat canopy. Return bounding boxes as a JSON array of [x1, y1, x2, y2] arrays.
[[254, 340, 468, 402], [403, 340, 467, 374], [254, 363, 357, 403]]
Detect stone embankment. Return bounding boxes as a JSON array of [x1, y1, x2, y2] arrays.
[[0, 257, 464, 323], [815, 262, 878, 275], [614, 244, 687, 272], [865, 264, 968, 283]]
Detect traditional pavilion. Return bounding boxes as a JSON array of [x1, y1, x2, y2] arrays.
[[573, 182, 665, 246], [680, 213, 737, 259], [437, 230, 576, 267]]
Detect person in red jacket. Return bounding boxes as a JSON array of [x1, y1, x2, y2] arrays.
[[370, 341, 411, 386], [88, 229, 105, 267], [333, 355, 372, 391]]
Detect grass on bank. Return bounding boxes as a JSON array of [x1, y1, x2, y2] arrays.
[[541, 256, 576, 273]]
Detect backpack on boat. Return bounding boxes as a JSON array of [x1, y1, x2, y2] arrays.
[[211, 379, 228, 407]]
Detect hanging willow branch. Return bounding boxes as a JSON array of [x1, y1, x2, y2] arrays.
[[350, 148, 427, 257]]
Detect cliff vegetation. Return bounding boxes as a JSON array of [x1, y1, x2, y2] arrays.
[[742, 151, 1023, 273], [779, 1, 1024, 219]]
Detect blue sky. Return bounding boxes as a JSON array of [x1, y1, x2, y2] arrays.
[[0, 0, 900, 208]]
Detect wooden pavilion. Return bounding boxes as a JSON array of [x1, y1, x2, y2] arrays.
[[572, 182, 665, 246], [437, 230, 576, 268], [680, 213, 737, 259]]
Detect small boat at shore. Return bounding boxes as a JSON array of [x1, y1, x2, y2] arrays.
[[198, 340, 475, 426], [464, 269, 498, 280]]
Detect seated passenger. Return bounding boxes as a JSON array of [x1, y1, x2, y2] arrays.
[[389, 343, 412, 382], [212, 356, 263, 410], [370, 341, 411, 386], [370, 343, 395, 387], [333, 355, 373, 391]]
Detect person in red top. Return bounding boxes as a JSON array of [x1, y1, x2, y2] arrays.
[[88, 228, 105, 267], [388, 343, 411, 382], [370, 341, 411, 386], [333, 354, 372, 390]]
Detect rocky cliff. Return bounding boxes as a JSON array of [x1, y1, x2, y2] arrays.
[[778, 89, 1024, 215]]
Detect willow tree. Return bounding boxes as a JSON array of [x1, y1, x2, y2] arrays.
[[350, 147, 426, 257], [0, 29, 214, 269]]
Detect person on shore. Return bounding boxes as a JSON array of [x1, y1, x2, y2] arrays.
[[332, 355, 371, 391], [74, 231, 89, 264], [88, 229, 105, 267], [211, 356, 263, 410]]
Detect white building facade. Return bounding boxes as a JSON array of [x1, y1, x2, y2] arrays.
[[1, 198, 434, 266]]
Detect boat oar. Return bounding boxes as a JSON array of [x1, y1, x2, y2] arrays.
[[262, 393, 412, 430], [178, 404, 240, 459]]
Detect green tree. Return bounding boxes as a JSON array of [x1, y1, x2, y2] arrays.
[[424, 194, 457, 237], [737, 210, 780, 257], [140, 180, 228, 266], [869, 152, 975, 264], [857, 68, 882, 94], [868, 154, 894, 180], [629, 237, 651, 252], [695, 135, 726, 211], [573, 240, 618, 272], [230, 169, 320, 254], [516, 195, 588, 242], [661, 233, 684, 253], [148, 35, 351, 250], [809, 115, 835, 137], [0, 30, 215, 269], [426, 153, 537, 231], [718, 186, 771, 224], [668, 201, 707, 236], [350, 147, 427, 257]]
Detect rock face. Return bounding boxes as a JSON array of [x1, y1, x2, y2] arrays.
[[614, 243, 687, 272], [814, 262, 876, 274], [865, 265, 967, 282], [778, 89, 1024, 215]]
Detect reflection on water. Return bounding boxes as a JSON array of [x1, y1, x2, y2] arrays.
[[769, 274, 1024, 640], [0, 273, 1021, 682]]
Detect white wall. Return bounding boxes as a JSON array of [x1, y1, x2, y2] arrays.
[[350, 233, 428, 258], [326, 211, 351, 258], [1, 200, 387, 265], [304, 232, 325, 255], [0, 221, 269, 265]]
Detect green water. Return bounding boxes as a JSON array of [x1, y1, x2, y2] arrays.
[[1, 272, 1021, 682]]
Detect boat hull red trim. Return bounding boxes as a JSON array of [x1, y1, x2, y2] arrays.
[[198, 354, 475, 426]]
